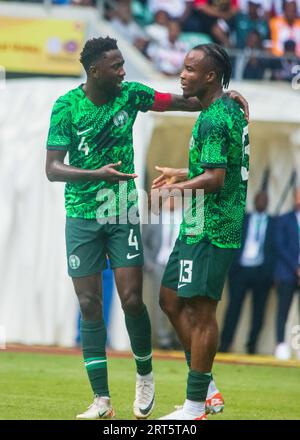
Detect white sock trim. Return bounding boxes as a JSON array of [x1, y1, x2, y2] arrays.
[[183, 399, 205, 416], [137, 372, 153, 381]]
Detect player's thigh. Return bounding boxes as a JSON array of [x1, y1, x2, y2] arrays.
[[114, 266, 143, 301], [105, 222, 144, 269], [72, 273, 103, 299], [176, 240, 236, 301], [65, 217, 107, 278], [184, 295, 218, 327], [159, 284, 186, 317]]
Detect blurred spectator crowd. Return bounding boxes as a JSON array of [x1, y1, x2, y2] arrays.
[[104, 0, 300, 80], [7, 0, 300, 80]]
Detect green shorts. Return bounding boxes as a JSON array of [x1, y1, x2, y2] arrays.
[[65, 217, 144, 278], [161, 238, 236, 301]]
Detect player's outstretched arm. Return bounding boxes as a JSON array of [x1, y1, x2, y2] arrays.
[[156, 168, 226, 195], [152, 165, 188, 189], [167, 95, 202, 112], [153, 91, 249, 121], [46, 151, 137, 183]]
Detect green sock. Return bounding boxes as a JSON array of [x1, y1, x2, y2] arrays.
[[187, 369, 212, 402], [185, 352, 214, 386], [80, 319, 109, 397], [185, 350, 191, 368], [125, 305, 152, 376]]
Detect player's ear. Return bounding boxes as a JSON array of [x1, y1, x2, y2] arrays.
[[89, 64, 98, 79], [206, 70, 216, 84]]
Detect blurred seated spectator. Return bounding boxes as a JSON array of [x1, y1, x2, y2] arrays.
[[242, 30, 269, 78], [145, 10, 170, 43], [110, 0, 149, 52], [238, 0, 271, 15], [270, 0, 300, 56], [183, 0, 240, 46], [270, 39, 300, 80], [234, 0, 270, 49], [268, 0, 300, 17], [146, 19, 187, 75], [148, 0, 193, 20]]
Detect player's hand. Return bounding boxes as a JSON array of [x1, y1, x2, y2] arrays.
[[226, 90, 249, 122], [96, 161, 137, 182], [152, 166, 185, 189]]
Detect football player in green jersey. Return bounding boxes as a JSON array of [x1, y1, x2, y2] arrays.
[[46, 37, 248, 420], [153, 44, 249, 420]]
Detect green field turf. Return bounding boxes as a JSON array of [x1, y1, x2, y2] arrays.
[[0, 351, 299, 420]]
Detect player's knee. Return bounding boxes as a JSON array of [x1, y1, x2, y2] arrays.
[[159, 287, 177, 318], [121, 289, 143, 315], [77, 290, 102, 320]]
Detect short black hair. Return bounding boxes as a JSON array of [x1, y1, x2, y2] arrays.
[[192, 43, 232, 89], [284, 39, 296, 52], [80, 37, 118, 72]]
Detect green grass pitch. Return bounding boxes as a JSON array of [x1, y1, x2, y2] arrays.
[[0, 351, 299, 420]]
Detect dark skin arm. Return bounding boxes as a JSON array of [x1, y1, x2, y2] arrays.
[[152, 167, 226, 195], [46, 150, 137, 183], [166, 91, 249, 121], [152, 166, 189, 188]]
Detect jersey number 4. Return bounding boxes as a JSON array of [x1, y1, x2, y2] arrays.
[[128, 229, 139, 251], [78, 136, 90, 156]]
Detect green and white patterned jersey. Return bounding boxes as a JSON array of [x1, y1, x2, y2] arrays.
[[179, 95, 249, 248], [47, 82, 155, 219]]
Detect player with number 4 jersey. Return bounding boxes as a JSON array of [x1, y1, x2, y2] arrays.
[[46, 37, 249, 420]]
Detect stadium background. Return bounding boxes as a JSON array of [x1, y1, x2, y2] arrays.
[[0, 0, 299, 358]]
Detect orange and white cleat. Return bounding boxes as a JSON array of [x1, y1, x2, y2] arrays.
[[205, 391, 224, 415], [159, 408, 207, 420], [195, 413, 208, 420]]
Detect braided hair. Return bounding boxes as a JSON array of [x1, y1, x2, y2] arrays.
[[192, 43, 232, 89], [80, 37, 118, 73]]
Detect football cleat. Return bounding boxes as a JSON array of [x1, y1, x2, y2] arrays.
[[133, 373, 155, 419], [76, 396, 115, 420], [274, 342, 291, 361], [159, 408, 207, 420], [205, 391, 224, 415]]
